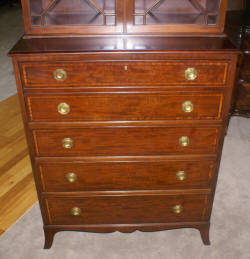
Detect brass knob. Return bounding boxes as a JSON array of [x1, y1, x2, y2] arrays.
[[71, 207, 82, 216], [182, 101, 194, 113], [172, 205, 183, 214], [66, 172, 77, 183], [62, 138, 73, 149], [179, 136, 189, 147], [185, 67, 198, 81], [57, 102, 70, 115], [176, 171, 187, 181], [53, 69, 67, 81]]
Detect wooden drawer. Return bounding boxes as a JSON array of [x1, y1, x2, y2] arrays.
[[32, 127, 219, 157], [21, 61, 228, 87], [44, 194, 208, 225], [26, 93, 224, 122], [37, 160, 215, 192]]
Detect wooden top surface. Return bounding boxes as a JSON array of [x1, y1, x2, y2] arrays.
[[8, 36, 238, 55]]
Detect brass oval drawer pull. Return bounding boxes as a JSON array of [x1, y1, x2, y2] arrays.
[[62, 138, 74, 149], [176, 171, 187, 181], [57, 102, 70, 115], [182, 101, 194, 113], [66, 172, 77, 183], [172, 205, 183, 214], [53, 69, 67, 81], [71, 207, 82, 216], [179, 136, 189, 147], [185, 67, 197, 80]]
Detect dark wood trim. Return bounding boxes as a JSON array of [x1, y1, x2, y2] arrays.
[[43, 221, 210, 249], [19, 0, 228, 37]]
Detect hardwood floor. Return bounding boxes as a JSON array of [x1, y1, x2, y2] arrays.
[[0, 94, 37, 235]]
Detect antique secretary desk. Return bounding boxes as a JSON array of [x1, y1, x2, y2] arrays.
[[8, 0, 240, 249]]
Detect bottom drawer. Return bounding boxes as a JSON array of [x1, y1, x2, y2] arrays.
[[44, 194, 208, 225]]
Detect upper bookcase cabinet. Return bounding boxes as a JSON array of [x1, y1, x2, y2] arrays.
[[21, 0, 228, 37]]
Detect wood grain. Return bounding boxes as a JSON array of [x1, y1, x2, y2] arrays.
[[44, 194, 208, 225], [21, 61, 228, 87], [26, 93, 224, 122], [32, 127, 220, 157], [8, 37, 237, 55], [37, 159, 215, 192], [0, 95, 37, 235], [8, 46, 239, 248]]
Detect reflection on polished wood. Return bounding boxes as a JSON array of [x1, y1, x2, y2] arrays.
[[10, 36, 236, 54], [0, 95, 37, 235]]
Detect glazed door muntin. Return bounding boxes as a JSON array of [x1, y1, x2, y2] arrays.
[[127, 0, 227, 34], [133, 0, 220, 26], [30, 0, 115, 26], [24, 0, 123, 34], [22, 0, 227, 35]]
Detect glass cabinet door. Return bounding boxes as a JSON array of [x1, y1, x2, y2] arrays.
[[127, 0, 227, 34], [21, 0, 227, 36], [22, 0, 123, 35]]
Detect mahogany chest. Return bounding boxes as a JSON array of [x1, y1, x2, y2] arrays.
[[9, 0, 240, 249]]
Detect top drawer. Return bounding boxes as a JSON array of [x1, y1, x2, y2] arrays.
[[20, 61, 229, 88]]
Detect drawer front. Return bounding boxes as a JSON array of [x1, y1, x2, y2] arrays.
[[21, 62, 228, 87], [26, 93, 223, 122], [33, 127, 219, 156], [44, 194, 208, 225], [38, 160, 214, 191]]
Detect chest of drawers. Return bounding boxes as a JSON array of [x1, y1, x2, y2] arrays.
[[9, 37, 239, 249]]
